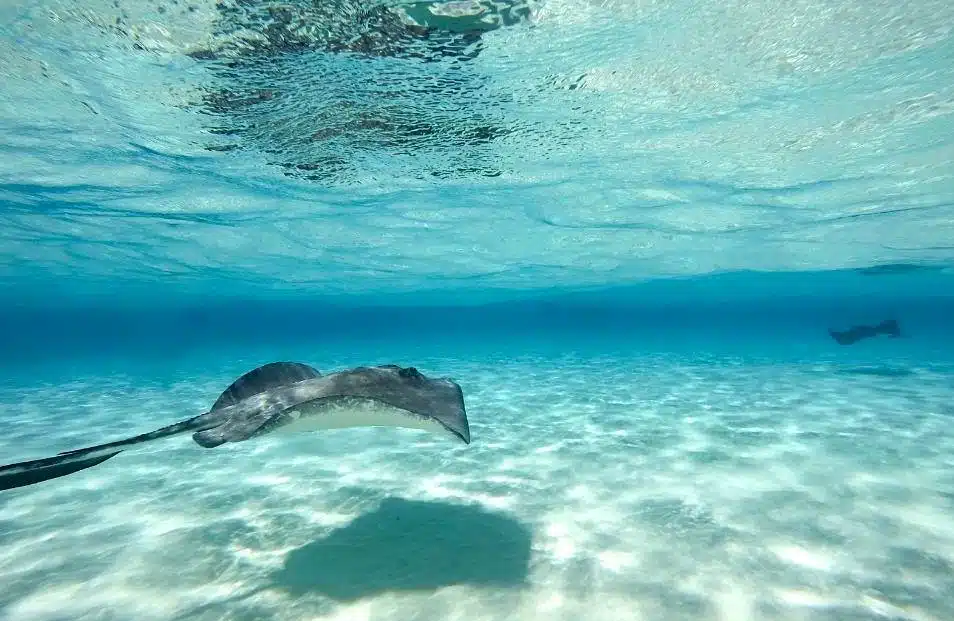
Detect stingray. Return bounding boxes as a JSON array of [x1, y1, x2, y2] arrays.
[[828, 318, 903, 345], [0, 362, 470, 492]]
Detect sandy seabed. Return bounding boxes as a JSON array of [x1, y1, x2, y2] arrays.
[[1, 346, 953, 621]]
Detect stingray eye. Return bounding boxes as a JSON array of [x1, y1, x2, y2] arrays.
[[398, 367, 422, 381]]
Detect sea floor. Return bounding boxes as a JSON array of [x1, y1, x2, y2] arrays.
[[1, 338, 953, 621]]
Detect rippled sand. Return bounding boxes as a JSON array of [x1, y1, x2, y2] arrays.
[[1, 346, 953, 621]]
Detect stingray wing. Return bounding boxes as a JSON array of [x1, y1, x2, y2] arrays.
[[192, 362, 325, 448], [210, 362, 321, 410], [191, 397, 298, 448]]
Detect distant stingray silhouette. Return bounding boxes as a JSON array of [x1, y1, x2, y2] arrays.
[[271, 497, 532, 601], [828, 319, 902, 346]]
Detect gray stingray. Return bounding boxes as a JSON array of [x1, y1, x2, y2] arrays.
[[0, 362, 470, 492]]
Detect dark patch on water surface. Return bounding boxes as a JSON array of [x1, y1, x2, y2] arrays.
[[185, 0, 532, 184], [855, 262, 945, 276], [189, 0, 531, 61]]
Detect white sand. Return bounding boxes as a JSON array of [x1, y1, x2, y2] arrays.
[[1, 346, 952, 621]]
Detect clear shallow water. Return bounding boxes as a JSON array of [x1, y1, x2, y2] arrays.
[[1, 0, 953, 302], [1, 332, 953, 621]]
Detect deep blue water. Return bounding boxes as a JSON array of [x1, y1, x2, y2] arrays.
[[3, 268, 954, 376]]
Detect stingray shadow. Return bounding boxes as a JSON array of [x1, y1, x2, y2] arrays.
[[269, 497, 533, 601], [837, 366, 915, 378]]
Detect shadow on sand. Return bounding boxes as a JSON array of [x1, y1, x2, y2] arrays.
[[269, 497, 533, 601], [171, 497, 533, 620], [837, 365, 915, 378]]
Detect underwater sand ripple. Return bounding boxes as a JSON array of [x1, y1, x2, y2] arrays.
[[1, 354, 953, 620]]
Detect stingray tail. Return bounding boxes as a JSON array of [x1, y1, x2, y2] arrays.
[[0, 450, 124, 491], [0, 414, 213, 492]]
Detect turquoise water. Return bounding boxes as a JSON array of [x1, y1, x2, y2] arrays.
[[2, 0, 954, 619]]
